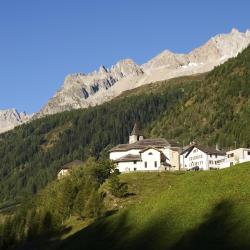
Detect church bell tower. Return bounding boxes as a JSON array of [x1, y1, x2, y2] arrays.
[[129, 122, 144, 144]]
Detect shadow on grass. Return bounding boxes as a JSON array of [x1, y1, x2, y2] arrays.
[[57, 210, 173, 250], [18, 200, 250, 250], [124, 192, 136, 197], [171, 200, 250, 250], [56, 211, 131, 250]]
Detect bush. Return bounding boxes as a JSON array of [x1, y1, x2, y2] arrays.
[[108, 174, 128, 198]]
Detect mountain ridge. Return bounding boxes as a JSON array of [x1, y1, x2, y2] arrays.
[[36, 28, 250, 117], [1, 28, 250, 133]]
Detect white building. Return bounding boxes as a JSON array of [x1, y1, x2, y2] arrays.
[[219, 148, 250, 168], [57, 160, 83, 179], [109, 123, 181, 173], [180, 144, 226, 171]]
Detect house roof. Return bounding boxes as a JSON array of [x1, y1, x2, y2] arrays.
[[60, 160, 83, 170], [114, 154, 141, 162], [139, 146, 163, 153], [181, 144, 226, 157]]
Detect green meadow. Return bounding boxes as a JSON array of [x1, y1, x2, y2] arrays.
[[38, 162, 250, 250]]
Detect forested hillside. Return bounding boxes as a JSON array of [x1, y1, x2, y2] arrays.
[[146, 46, 250, 145], [0, 45, 249, 206]]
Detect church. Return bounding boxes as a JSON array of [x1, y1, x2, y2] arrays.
[[109, 123, 182, 173]]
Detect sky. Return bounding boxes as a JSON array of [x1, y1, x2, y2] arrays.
[[0, 0, 249, 113]]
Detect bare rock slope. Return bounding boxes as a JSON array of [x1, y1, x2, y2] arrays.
[[0, 109, 30, 134], [37, 28, 250, 117]]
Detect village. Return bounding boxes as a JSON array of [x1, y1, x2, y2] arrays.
[[58, 123, 250, 178], [109, 123, 250, 173]]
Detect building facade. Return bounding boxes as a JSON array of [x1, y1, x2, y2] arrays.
[[219, 148, 250, 168], [180, 144, 226, 170]]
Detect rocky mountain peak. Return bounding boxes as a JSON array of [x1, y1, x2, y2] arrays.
[[231, 28, 240, 34], [110, 59, 143, 78], [0, 109, 31, 134], [142, 50, 189, 71], [98, 65, 108, 74]]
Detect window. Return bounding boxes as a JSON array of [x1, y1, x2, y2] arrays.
[[248, 151, 250, 155], [144, 162, 147, 168], [134, 168, 137, 171], [133, 161, 136, 164], [154, 161, 157, 168], [148, 152, 153, 155]]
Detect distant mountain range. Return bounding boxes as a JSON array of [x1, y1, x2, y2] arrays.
[[1, 28, 250, 133], [0, 109, 30, 134]]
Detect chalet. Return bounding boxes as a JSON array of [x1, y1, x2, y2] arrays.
[[109, 123, 181, 172], [180, 144, 226, 170], [57, 160, 83, 179], [220, 148, 250, 168]]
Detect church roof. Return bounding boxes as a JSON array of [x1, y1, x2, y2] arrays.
[[110, 138, 180, 152], [131, 122, 143, 136], [114, 154, 141, 162]]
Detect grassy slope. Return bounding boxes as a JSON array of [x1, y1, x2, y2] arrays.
[[30, 162, 250, 250]]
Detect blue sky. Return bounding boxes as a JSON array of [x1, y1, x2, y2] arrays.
[[0, 0, 249, 113]]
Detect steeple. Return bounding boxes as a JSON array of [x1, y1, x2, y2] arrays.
[[131, 122, 143, 136], [129, 122, 144, 144]]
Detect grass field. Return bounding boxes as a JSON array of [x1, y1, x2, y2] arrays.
[[20, 162, 250, 250]]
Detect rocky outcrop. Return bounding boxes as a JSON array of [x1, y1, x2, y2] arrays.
[[35, 59, 143, 117], [0, 109, 31, 134], [36, 28, 250, 117]]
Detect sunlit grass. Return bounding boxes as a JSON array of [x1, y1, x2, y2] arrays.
[[57, 162, 250, 250]]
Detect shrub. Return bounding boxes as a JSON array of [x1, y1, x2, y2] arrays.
[[108, 174, 128, 198]]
